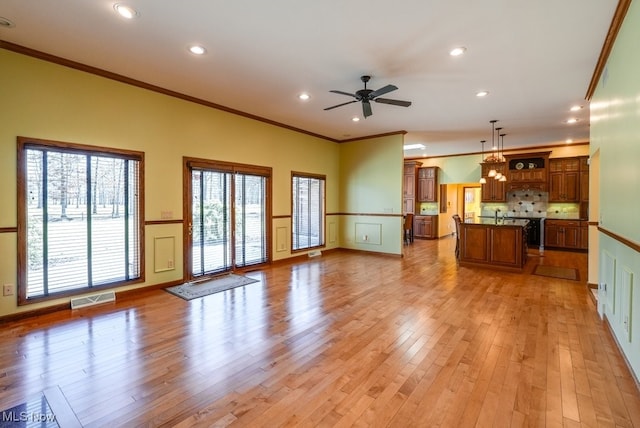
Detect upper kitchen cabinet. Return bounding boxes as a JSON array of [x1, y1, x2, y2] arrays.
[[480, 163, 506, 202], [403, 161, 422, 214], [504, 152, 550, 192], [549, 157, 580, 202], [418, 167, 438, 202]]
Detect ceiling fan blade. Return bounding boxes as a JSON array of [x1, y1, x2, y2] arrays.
[[324, 100, 358, 111], [329, 90, 358, 98], [375, 98, 412, 107], [369, 84, 398, 99], [362, 100, 372, 118]]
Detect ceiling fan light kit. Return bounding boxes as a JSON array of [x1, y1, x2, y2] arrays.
[[324, 75, 412, 118]]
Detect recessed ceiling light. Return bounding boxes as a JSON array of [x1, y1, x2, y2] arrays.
[[476, 91, 489, 97], [298, 93, 310, 101], [352, 117, 360, 122], [566, 139, 573, 144], [188, 45, 206, 55], [450, 47, 467, 57], [0, 16, 15, 28], [570, 105, 583, 112], [566, 118, 578, 124], [114, 4, 139, 19]]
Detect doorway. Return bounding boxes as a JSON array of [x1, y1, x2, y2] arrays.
[[463, 187, 481, 222], [183, 157, 271, 281]]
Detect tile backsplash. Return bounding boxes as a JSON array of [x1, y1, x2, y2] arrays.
[[480, 191, 580, 219]]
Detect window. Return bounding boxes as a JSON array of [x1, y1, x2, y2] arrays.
[[292, 173, 325, 251], [17, 137, 144, 304]]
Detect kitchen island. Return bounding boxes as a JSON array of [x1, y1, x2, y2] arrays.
[[459, 218, 530, 272]]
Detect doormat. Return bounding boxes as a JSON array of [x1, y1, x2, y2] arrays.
[[533, 265, 579, 281], [165, 274, 259, 300]]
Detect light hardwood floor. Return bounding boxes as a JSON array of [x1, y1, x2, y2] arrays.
[[1, 236, 640, 427]]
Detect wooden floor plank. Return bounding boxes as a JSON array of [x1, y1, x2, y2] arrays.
[[1, 239, 639, 427]]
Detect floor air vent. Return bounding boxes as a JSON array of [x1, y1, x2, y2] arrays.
[[308, 250, 322, 258], [70, 291, 116, 310]]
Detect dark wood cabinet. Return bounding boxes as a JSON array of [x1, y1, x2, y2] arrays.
[[414, 215, 438, 239], [439, 184, 447, 213], [580, 221, 589, 250], [509, 168, 547, 182], [544, 219, 581, 249], [550, 157, 580, 173], [580, 156, 589, 201], [459, 222, 528, 272], [403, 161, 421, 214], [549, 158, 580, 202], [480, 163, 506, 202], [418, 167, 438, 202], [506, 182, 546, 192], [504, 152, 550, 192]]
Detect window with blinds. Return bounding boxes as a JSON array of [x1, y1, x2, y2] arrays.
[[17, 138, 144, 303], [292, 173, 325, 251]]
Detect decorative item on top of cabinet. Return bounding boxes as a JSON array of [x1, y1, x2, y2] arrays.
[[414, 215, 438, 239], [403, 161, 422, 214], [418, 167, 438, 202], [480, 162, 506, 202], [549, 158, 580, 202]]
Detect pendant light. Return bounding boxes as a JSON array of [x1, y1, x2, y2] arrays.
[[499, 132, 507, 181], [487, 120, 498, 177], [479, 140, 487, 184], [494, 126, 503, 180]]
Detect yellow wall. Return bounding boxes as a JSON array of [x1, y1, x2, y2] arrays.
[[0, 48, 404, 317]]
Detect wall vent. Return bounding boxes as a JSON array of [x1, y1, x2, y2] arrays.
[[70, 291, 116, 310], [308, 250, 322, 258]]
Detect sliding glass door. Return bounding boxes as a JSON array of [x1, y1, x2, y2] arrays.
[[185, 158, 271, 280], [234, 173, 268, 267], [191, 168, 232, 276]]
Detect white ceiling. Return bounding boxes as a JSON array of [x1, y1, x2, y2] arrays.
[[0, 1, 617, 157]]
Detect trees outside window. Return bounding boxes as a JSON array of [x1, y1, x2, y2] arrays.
[[292, 173, 325, 251], [17, 137, 144, 304]]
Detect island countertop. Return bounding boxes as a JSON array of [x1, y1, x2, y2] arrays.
[[458, 219, 528, 272]]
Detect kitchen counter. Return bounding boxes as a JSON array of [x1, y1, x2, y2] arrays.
[[458, 219, 529, 272], [467, 218, 530, 227]]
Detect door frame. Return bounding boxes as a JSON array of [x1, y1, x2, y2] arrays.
[[462, 186, 481, 223], [182, 157, 272, 282]]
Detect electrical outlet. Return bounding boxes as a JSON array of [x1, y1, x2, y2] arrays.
[[167, 260, 174, 269], [3, 284, 14, 296]]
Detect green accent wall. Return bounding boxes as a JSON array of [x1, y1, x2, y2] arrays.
[[591, 0, 640, 380]]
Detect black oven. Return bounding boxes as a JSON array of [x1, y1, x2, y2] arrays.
[[513, 217, 541, 247]]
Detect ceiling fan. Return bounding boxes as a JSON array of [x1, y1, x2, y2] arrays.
[[324, 75, 412, 118]]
